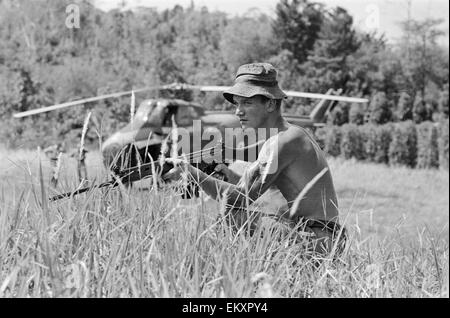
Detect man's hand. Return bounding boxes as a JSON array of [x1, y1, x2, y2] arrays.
[[162, 158, 188, 182], [214, 163, 241, 184]]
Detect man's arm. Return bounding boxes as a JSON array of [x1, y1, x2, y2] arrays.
[[214, 164, 242, 184], [184, 135, 297, 208]]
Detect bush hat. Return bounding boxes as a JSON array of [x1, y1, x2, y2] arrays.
[[223, 63, 287, 104]]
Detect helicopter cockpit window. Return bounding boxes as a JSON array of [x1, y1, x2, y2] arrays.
[[135, 100, 157, 123], [162, 106, 197, 126]]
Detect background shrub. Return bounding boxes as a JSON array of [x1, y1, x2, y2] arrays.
[[396, 92, 413, 121], [318, 120, 445, 170], [437, 86, 449, 119], [368, 92, 392, 125], [340, 124, 365, 160], [323, 125, 342, 157], [438, 119, 449, 170], [349, 103, 365, 125], [362, 124, 377, 162], [327, 104, 349, 126], [374, 124, 393, 164], [416, 121, 440, 169], [413, 95, 432, 123], [388, 121, 417, 167]]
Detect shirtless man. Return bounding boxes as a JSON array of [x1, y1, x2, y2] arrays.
[[163, 63, 345, 256]]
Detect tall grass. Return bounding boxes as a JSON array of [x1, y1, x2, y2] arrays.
[[0, 150, 448, 298]]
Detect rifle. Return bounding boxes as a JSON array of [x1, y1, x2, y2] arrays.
[[49, 142, 226, 201], [49, 139, 265, 202], [49, 160, 168, 201]]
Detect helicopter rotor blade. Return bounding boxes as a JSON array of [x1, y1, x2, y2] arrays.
[[13, 82, 369, 119], [284, 91, 368, 103], [192, 85, 368, 103], [13, 85, 165, 118], [198, 85, 230, 92]]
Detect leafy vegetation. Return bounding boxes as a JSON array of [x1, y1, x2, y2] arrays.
[[317, 120, 448, 170], [0, 0, 448, 149]]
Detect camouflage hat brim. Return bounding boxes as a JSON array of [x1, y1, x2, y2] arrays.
[[223, 80, 287, 104]]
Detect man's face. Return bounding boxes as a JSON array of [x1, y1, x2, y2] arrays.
[[233, 95, 268, 129]]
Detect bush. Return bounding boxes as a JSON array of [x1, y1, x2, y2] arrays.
[[327, 105, 349, 126], [323, 126, 342, 157], [349, 103, 365, 125], [362, 124, 377, 161], [388, 121, 417, 167], [318, 121, 443, 169], [413, 95, 432, 123], [396, 92, 413, 121], [438, 119, 449, 170], [438, 86, 449, 119], [362, 124, 392, 164], [368, 92, 392, 124], [340, 124, 365, 160], [374, 124, 393, 164], [416, 121, 440, 169]]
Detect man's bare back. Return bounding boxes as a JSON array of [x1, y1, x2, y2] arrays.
[[223, 123, 338, 222], [248, 124, 338, 221]]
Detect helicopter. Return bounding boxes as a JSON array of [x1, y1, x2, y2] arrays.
[[13, 83, 368, 187]]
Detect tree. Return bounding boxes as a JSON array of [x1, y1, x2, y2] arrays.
[[399, 18, 447, 102], [413, 94, 432, 123], [368, 92, 392, 124], [272, 0, 323, 64], [349, 103, 365, 125], [301, 6, 360, 93], [396, 92, 413, 121], [327, 104, 349, 126], [171, 7, 229, 84], [220, 15, 276, 74], [438, 85, 449, 118], [267, 49, 302, 113], [345, 32, 386, 96]]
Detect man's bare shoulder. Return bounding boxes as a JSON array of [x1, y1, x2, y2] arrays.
[[259, 125, 317, 163], [278, 125, 313, 150]]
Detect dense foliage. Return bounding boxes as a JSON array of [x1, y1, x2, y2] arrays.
[[316, 121, 448, 170], [0, 0, 448, 150]]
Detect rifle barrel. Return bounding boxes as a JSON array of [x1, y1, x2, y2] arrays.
[[49, 180, 116, 201]]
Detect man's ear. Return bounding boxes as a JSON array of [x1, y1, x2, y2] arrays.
[[266, 99, 277, 113]]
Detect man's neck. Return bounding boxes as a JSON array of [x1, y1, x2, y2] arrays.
[[265, 113, 288, 131], [256, 113, 288, 141]]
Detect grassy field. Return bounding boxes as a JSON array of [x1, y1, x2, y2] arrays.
[[0, 147, 448, 298]]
